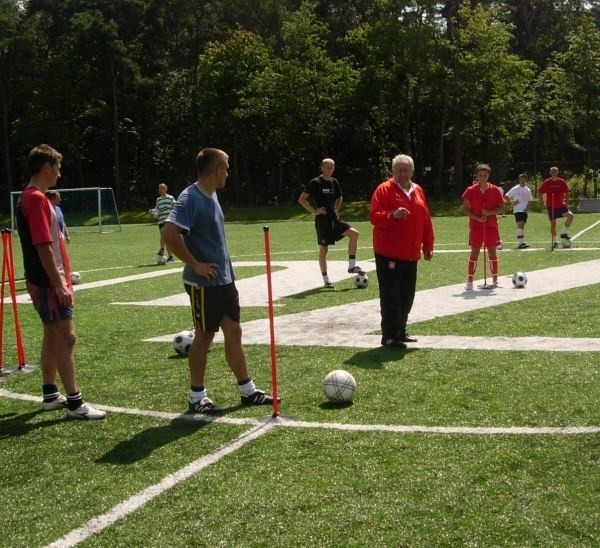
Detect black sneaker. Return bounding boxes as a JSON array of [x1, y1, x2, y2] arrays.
[[188, 397, 222, 414], [241, 390, 280, 406], [560, 233, 571, 240], [348, 266, 365, 274], [323, 282, 334, 289], [399, 334, 418, 343], [381, 338, 407, 349], [518, 243, 529, 249], [552, 242, 559, 249], [157, 248, 164, 256], [166, 256, 174, 262]]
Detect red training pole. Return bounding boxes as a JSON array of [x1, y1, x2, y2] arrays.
[[550, 193, 555, 250], [0, 231, 7, 374], [482, 221, 488, 288], [4, 230, 27, 368], [263, 226, 279, 417]]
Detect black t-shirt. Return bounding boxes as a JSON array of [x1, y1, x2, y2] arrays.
[[303, 176, 342, 217]]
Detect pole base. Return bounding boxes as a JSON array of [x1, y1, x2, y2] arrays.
[[11, 363, 36, 374]]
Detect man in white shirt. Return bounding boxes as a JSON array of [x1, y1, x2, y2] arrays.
[[505, 173, 534, 249]]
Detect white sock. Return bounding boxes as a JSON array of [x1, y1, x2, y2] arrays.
[[189, 388, 207, 402], [238, 378, 257, 396], [348, 258, 356, 270], [322, 274, 330, 284], [562, 227, 569, 236]]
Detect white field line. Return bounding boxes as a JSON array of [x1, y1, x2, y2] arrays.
[[1, 389, 598, 436], [45, 421, 274, 548], [571, 218, 600, 240]]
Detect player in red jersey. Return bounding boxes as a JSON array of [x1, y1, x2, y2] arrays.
[[538, 166, 574, 248], [461, 164, 505, 290]]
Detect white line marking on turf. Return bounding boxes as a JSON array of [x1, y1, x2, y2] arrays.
[[2, 389, 598, 435], [45, 421, 274, 548]]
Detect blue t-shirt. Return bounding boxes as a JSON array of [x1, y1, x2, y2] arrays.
[[167, 183, 234, 287]]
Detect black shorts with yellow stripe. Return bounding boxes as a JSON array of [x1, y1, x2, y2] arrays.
[[185, 282, 241, 333]]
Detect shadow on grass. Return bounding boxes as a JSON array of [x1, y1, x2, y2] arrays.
[[97, 403, 245, 465], [318, 400, 354, 410], [343, 347, 418, 369], [0, 410, 65, 439]]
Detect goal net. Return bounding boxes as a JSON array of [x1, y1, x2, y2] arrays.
[[11, 187, 121, 233]]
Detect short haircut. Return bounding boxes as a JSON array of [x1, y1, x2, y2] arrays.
[[476, 163, 491, 174], [518, 173, 528, 179], [45, 190, 60, 200], [28, 144, 62, 175], [321, 158, 335, 166], [196, 148, 227, 177], [391, 154, 414, 170]]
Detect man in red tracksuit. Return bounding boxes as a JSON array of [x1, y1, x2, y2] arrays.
[[370, 154, 434, 349]]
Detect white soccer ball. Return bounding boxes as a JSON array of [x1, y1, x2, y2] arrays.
[[150, 208, 159, 219], [354, 272, 368, 289], [156, 254, 167, 265], [562, 238, 572, 249], [172, 330, 194, 356], [70, 272, 81, 285], [323, 369, 357, 403], [512, 272, 527, 288]]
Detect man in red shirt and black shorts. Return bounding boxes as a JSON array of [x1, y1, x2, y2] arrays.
[[538, 166, 574, 249]]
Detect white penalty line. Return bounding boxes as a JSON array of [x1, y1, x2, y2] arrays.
[[2, 389, 598, 435], [46, 421, 274, 548]]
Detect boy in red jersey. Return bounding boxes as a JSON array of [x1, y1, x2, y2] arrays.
[[538, 166, 574, 248], [461, 164, 505, 290], [16, 144, 105, 419]]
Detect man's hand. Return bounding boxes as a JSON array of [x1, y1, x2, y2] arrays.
[[197, 262, 219, 280]]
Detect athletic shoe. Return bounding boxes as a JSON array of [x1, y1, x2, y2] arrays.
[[66, 403, 106, 420], [464, 281, 473, 291], [347, 266, 365, 274], [399, 335, 417, 343], [166, 256, 174, 262], [42, 394, 68, 411], [518, 243, 530, 249], [552, 242, 559, 249], [381, 338, 407, 349], [241, 390, 280, 406], [188, 397, 222, 414], [560, 233, 571, 240], [157, 248, 164, 256], [496, 244, 503, 250], [323, 282, 334, 289]]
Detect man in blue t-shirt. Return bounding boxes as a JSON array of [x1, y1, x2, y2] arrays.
[[163, 148, 279, 414]]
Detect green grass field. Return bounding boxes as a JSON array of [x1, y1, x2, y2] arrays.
[[1, 211, 599, 547]]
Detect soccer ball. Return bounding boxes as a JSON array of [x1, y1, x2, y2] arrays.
[[562, 238, 572, 249], [512, 272, 527, 288], [172, 330, 194, 356], [150, 208, 159, 219], [156, 254, 167, 265], [70, 272, 81, 285], [323, 369, 357, 403], [354, 272, 368, 289]]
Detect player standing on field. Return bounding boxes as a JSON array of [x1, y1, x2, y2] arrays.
[[505, 173, 534, 249], [461, 164, 505, 290], [538, 166, 574, 249], [16, 144, 105, 420], [298, 158, 363, 289], [150, 182, 176, 262], [162, 148, 279, 414]]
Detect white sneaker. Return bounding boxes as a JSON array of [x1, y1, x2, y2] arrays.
[[66, 402, 106, 420], [42, 394, 68, 411], [465, 281, 473, 291]]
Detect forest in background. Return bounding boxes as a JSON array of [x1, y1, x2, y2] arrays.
[[2, 0, 600, 209]]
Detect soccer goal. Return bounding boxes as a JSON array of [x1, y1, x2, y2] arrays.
[[11, 187, 122, 233]]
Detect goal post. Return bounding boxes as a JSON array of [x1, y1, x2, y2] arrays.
[[11, 187, 121, 233]]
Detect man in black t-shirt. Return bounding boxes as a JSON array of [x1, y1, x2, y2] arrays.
[[298, 158, 363, 288]]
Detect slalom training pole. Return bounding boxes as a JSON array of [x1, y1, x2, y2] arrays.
[[482, 221, 489, 289], [4, 230, 28, 370], [263, 226, 279, 417], [0, 231, 8, 376], [550, 193, 555, 251]]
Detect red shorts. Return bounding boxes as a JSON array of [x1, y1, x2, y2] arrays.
[[26, 281, 73, 324], [469, 226, 500, 248]]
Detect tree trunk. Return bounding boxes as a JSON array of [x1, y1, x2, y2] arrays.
[[0, 79, 13, 195], [111, 58, 121, 201], [453, 108, 464, 195]]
